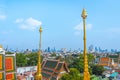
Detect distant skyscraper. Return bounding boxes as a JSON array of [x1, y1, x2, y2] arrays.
[[111, 49, 115, 53], [47, 47, 51, 52], [95, 46, 98, 52], [88, 45, 94, 53], [99, 47, 102, 53], [53, 47, 56, 52]]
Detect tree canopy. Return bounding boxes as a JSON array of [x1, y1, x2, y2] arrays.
[[16, 53, 27, 67], [92, 65, 105, 76], [16, 52, 43, 67], [60, 68, 81, 80], [69, 53, 94, 74]]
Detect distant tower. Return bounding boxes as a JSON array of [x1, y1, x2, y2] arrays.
[[35, 26, 42, 80], [88, 45, 94, 53], [81, 9, 90, 80]]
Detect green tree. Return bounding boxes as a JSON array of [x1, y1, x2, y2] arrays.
[[88, 54, 95, 66], [26, 53, 38, 66], [69, 57, 84, 73], [16, 52, 44, 67], [50, 52, 56, 57], [6, 52, 14, 54], [69, 68, 80, 80], [60, 73, 71, 80], [92, 65, 105, 76], [16, 53, 27, 67], [69, 54, 94, 74], [26, 52, 43, 66], [60, 68, 80, 80]]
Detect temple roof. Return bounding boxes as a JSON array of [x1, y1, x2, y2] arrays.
[[41, 59, 69, 80], [44, 60, 58, 68]]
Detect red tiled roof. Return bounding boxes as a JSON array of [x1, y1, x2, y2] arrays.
[[41, 59, 69, 80]]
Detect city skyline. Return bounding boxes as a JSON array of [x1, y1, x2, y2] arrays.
[[0, 0, 120, 50]]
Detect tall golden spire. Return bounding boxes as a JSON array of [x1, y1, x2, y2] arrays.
[[0, 45, 2, 48], [35, 26, 42, 80], [81, 9, 90, 80]]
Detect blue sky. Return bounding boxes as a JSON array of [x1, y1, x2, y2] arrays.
[[0, 0, 120, 50]]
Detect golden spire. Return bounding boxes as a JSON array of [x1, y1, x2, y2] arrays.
[[0, 45, 2, 48], [35, 26, 42, 80], [81, 9, 90, 80], [81, 9, 87, 19]]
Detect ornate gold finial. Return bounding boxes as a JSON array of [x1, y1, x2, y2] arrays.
[[0, 45, 3, 48], [35, 26, 42, 80], [39, 26, 42, 33], [81, 8, 90, 80], [81, 9, 87, 19]]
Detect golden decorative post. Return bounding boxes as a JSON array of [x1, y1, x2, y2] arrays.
[[35, 26, 42, 80], [81, 9, 90, 80], [0, 45, 3, 48]]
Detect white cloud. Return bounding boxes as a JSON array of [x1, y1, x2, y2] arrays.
[[15, 17, 42, 31], [0, 14, 6, 20], [74, 22, 92, 31], [87, 24, 92, 30], [25, 17, 41, 26], [15, 18, 24, 23], [74, 22, 83, 31], [74, 22, 92, 35]]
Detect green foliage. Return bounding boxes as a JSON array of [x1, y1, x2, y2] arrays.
[[60, 68, 80, 80], [90, 75, 99, 80], [59, 73, 71, 80], [69, 56, 84, 73], [26, 52, 38, 66], [16, 52, 43, 67], [92, 65, 105, 76], [16, 53, 27, 67], [88, 54, 95, 65], [6, 52, 14, 54], [69, 54, 94, 74], [69, 68, 80, 80], [50, 53, 56, 57]]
